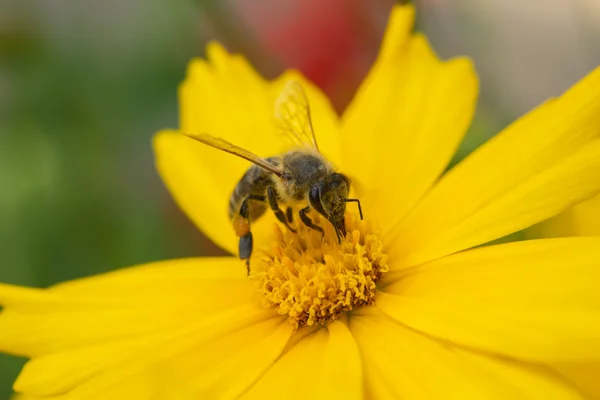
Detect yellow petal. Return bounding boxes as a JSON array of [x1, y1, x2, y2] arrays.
[[155, 43, 339, 254], [243, 321, 362, 400], [15, 317, 293, 399], [0, 258, 267, 357], [553, 363, 600, 399], [11, 395, 37, 400], [389, 66, 600, 268], [1, 258, 294, 398], [381, 238, 600, 363], [154, 129, 238, 255], [340, 4, 478, 236], [533, 194, 600, 237], [351, 309, 583, 399]]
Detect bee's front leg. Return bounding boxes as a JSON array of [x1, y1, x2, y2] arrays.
[[299, 206, 325, 240], [286, 206, 294, 224], [267, 187, 297, 233]]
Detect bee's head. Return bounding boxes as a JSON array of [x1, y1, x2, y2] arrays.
[[309, 173, 350, 240]]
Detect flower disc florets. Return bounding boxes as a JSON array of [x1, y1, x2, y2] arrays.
[[253, 213, 389, 328]]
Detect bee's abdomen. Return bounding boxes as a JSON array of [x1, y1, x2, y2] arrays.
[[228, 158, 279, 220]]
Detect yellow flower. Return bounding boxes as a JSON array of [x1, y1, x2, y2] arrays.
[[2, 4, 600, 399]]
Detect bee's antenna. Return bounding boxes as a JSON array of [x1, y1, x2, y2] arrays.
[[344, 198, 363, 220]]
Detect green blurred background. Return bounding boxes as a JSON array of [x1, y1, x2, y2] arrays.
[[1, 0, 599, 397]]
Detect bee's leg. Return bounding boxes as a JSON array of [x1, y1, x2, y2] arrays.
[[239, 232, 253, 276], [286, 206, 294, 224], [299, 206, 325, 239], [267, 187, 297, 233], [235, 195, 263, 275]]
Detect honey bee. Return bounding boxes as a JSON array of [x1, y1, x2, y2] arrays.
[[184, 81, 362, 274]]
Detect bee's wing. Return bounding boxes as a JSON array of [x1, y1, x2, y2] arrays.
[[183, 132, 283, 177], [274, 80, 319, 151]]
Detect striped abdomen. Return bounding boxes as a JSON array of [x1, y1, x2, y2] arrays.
[[228, 157, 280, 221]]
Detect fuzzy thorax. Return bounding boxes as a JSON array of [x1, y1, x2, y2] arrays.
[[252, 213, 389, 328]]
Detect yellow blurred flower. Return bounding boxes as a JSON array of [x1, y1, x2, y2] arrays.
[[3, 4, 600, 399]]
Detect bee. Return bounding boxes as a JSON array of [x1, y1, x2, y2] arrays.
[[184, 81, 362, 274]]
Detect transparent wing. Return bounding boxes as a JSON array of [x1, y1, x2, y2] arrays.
[[183, 132, 283, 177], [274, 80, 319, 151]]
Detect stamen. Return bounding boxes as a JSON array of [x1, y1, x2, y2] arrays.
[[252, 213, 389, 328]]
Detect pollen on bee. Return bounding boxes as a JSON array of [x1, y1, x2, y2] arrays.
[[251, 212, 389, 328], [232, 214, 250, 237]]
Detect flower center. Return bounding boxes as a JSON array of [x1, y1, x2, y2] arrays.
[[252, 212, 389, 328]]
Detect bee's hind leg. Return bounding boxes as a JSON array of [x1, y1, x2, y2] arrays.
[[299, 206, 325, 240], [267, 187, 297, 233], [235, 195, 263, 275], [239, 232, 253, 276]]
